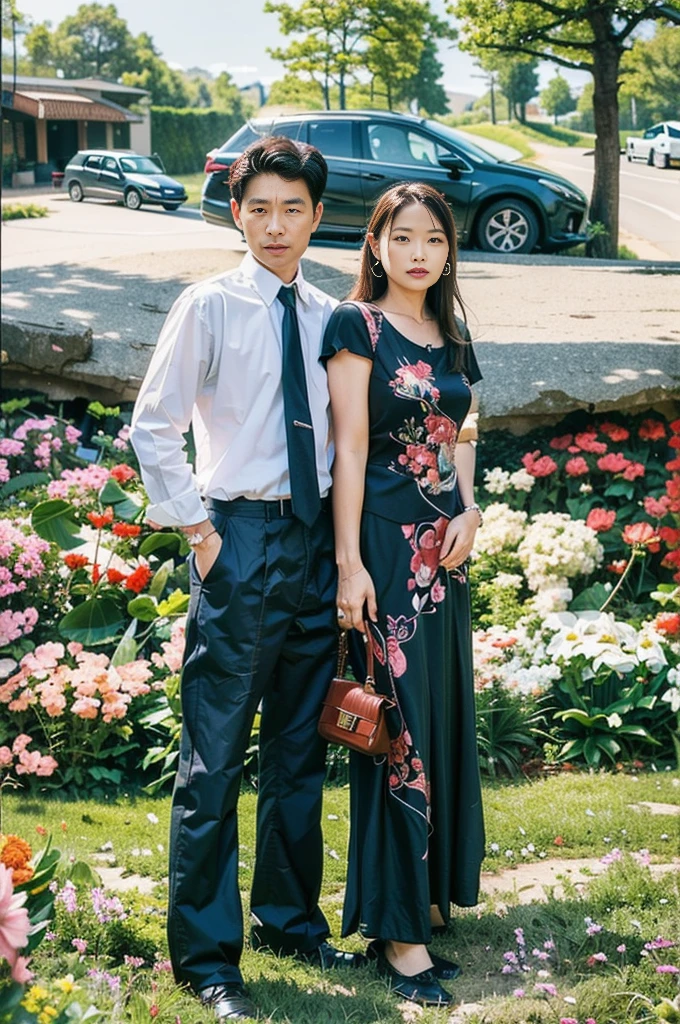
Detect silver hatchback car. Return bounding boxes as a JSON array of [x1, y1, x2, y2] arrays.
[[64, 150, 187, 211]]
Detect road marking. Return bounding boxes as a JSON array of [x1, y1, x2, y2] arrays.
[[620, 193, 680, 222]]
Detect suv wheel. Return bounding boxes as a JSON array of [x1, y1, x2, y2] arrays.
[[125, 188, 142, 210], [477, 199, 539, 254], [69, 181, 83, 202], [647, 148, 655, 166], [654, 150, 670, 169]]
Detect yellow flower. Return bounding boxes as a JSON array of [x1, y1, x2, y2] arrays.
[[55, 975, 77, 994], [38, 1009, 58, 1024]]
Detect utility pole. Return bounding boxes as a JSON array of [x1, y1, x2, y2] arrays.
[[471, 69, 498, 124]]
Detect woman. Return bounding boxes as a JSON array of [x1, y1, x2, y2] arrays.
[[321, 182, 485, 1007]]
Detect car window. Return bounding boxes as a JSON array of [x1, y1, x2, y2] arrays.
[[219, 123, 270, 153], [273, 121, 304, 141], [644, 126, 663, 139], [84, 155, 102, 169], [119, 156, 162, 173], [102, 157, 118, 172], [367, 124, 440, 167], [308, 120, 355, 158], [668, 125, 680, 139]]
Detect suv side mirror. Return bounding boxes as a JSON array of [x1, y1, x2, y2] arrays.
[[438, 153, 467, 175]]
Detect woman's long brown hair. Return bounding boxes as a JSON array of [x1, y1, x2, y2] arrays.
[[349, 182, 468, 370]]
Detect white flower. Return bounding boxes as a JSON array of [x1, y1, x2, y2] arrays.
[[509, 468, 535, 492], [495, 572, 524, 590], [661, 685, 680, 713], [636, 627, 667, 674], [529, 586, 573, 616], [147, 813, 159, 825], [579, 483, 593, 494], [517, 513, 603, 592], [483, 466, 511, 494], [474, 503, 528, 557]]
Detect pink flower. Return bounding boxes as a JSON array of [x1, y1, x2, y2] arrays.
[[71, 696, 101, 719], [657, 965, 680, 974], [12, 734, 32, 755], [534, 982, 558, 996], [65, 425, 82, 445], [0, 746, 13, 766], [575, 431, 608, 454], [586, 508, 616, 533], [386, 637, 407, 678], [512, 988, 525, 998], [36, 755, 58, 777], [522, 450, 558, 478], [560, 1019, 578, 1024], [597, 452, 631, 474], [431, 579, 446, 603], [622, 461, 645, 481], [0, 863, 30, 966], [565, 456, 589, 477], [12, 954, 33, 983]]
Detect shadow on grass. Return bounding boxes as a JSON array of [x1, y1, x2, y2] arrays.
[[248, 972, 427, 1024]]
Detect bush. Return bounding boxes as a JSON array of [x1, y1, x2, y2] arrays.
[[1, 204, 49, 222], [150, 107, 244, 175]]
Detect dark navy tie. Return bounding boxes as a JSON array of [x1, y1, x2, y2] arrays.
[[277, 285, 321, 527]]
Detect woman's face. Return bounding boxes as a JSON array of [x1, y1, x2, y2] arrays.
[[369, 201, 450, 293]]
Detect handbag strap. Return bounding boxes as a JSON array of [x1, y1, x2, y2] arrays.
[[337, 622, 375, 690]]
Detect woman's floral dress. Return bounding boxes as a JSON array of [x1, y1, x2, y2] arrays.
[[322, 301, 485, 945]]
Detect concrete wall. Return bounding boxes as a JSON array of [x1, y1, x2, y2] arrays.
[[130, 115, 151, 155]]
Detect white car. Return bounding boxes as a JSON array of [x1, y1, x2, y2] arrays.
[[626, 121, 680, 168]]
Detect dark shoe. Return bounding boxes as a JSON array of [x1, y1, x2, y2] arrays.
[[199, 983, 257, 1021], [375, 947, 452, 1006], [367, 940, 461, 982], [294, 940, 368, 970]]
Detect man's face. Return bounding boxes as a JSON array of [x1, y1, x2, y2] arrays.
[[231, 173, 323, 283]]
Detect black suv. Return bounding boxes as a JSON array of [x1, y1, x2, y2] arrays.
[[201, 111, 588, 254]]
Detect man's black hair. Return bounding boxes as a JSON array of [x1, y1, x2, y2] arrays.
[[229, 135, 328, 208]]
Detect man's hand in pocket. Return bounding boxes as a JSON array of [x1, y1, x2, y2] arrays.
[[194, 531, 223, 582]]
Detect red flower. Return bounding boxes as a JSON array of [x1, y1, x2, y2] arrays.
[[87, 507, 114, 529], [424, 412, 455, 446], [659, 526, 680, 549], [608, 560, 628, 575], [668, 435, 680, 449], [124, 565, 153, 594], [549, 434, 573, 450], [565, 456, 589, 477], [586, 508, 616, 533], [91, 563, 101, 584], [638, 418, 666, 441], [109, 464, 137, 483], [575, 432, 608, 455], [656, 612, 680, 637], [665, 457, 680, 472], [522, 450, 558, 478], [622, 461, 645, 481], [643, 495, 671, 519], [106, 568, 127, 584], [112, 522, 142, 538], [35, 825, 47, 836], [670, 418, 680, 434], [662, 549, 680, 570], [553, 836, 564, 846], [597, 452, 631, 474], [622, 522, 660, 551], [64, 553, 89, 571], [600, 421, 630, 442]]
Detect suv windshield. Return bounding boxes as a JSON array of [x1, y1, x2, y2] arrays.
[[119, 156, 163, 174], [425, 121, 499, 164]]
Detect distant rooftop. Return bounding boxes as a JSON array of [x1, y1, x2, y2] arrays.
[[1, 74, 148, 96]]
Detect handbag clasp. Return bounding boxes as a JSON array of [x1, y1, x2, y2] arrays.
[[337, 710, 359, 732]]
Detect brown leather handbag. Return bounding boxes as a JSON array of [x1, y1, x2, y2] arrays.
[[318, 626, 394, 755]]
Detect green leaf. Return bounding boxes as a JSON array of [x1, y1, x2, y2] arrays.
[[604, 481, 635, 499], [88, 400, 120, 419], [32, 498, 85, 550], [99, 478, 143, 522], [637, 695, 657, 710], [566, 497, 593, 519], [569, 583, 610, 611], [111, 636, 138, 666], [139, 532, 183, 558], [127, 595, 159, 621], [0, 471, 50, 497], [149, 557, 174, 599], [157, 588, 190, 617], [59, 597, 126, 645]]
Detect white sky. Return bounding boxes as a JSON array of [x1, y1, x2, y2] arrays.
[[8, 0, 592, 97]]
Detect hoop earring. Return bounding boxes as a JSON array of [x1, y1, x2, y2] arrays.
[[370, 260, 384, 279], [442, 261, 452, 277]]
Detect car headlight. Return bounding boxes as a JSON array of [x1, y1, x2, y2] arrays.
[[538, 177, 585, 203]]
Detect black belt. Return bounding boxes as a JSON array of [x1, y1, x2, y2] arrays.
[[205, 495, 330, 521]]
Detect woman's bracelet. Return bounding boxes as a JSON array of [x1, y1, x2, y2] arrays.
[[340, 566, 365, 583], [462, 503, 483, 527]]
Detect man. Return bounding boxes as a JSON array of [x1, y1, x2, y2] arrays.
[[130, 137, 364, 1022]]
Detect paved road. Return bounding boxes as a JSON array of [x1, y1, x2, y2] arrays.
[[531, 143, 680, 261]]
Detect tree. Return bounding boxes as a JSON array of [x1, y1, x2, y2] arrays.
[[541, 73, 575, 122], [267, 73, 326, 109], [497, 57, 539, 122], [121, 32, 190, 107], [396, 38, 450, 115], [23, 20, 52, 74], [450, 0, 680, 258], [52, 3, 134, 79], [622, 23, 680, 121]]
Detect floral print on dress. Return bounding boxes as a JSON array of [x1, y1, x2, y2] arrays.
[[348, 300, 383, 352], [388, 359, 460, 499]]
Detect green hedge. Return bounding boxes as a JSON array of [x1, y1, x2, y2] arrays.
[[150, 107, 244, 175]]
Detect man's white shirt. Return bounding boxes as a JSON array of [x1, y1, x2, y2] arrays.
[[130, 251, 338, 528]]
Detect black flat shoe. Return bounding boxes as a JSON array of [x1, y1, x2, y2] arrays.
[[294, 940, 368, 970], [367, 940, 461, 982], [199, 983, 257, 1021], [375, 948, 452, 1006]]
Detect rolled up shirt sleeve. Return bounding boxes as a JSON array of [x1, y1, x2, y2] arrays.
[[130, 286, 214, 528]]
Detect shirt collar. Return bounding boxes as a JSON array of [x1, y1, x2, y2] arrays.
[[241, 250, 312, 309]]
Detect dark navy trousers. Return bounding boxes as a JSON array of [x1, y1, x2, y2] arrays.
[[167, 498, 337, 991]]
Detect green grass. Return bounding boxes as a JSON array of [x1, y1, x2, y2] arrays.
[[1, 201, 49, 221], [3, 771, 677, 884], [621, 128, 643, 149], [173, 172, 206, 208], [6, 772, 679, 1023], [457, 123, 536, 161]]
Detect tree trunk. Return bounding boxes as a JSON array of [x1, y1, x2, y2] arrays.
[[323, 75, 330, 110], [587, 17, 621, 259], [339, 73, 346, 109]]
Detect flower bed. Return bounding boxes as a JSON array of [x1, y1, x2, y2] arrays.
[[1, 398, 679, 791]]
